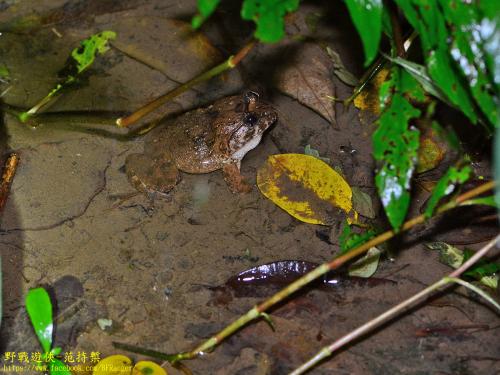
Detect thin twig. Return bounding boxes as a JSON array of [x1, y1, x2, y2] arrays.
[[291, 234, 500, 374], [0, 153, 19, 212], [116, 41, 256, 128], [114, 181, 495, 364]]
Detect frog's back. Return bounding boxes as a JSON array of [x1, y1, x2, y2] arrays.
[[149, 109, 225, 174]]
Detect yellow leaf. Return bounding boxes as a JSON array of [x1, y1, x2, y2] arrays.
[[257, 154, 353, 225], [132, 361, 168, 375], [353, 67, 390, 115], [93, 355, 132, 375]]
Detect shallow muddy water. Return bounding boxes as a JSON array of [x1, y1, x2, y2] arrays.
[[0, 1, 498, 374]]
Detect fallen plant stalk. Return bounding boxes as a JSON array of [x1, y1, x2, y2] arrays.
[[0, 153, 19, 213], [114, 180, 495, 364], [116, 41, 256, 128], [291, 233, 500, 374]]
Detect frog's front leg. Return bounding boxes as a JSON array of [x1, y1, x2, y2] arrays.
[[222, 161, 252, 193]]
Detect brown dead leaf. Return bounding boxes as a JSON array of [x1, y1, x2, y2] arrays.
[[276, 43, 336, 123]]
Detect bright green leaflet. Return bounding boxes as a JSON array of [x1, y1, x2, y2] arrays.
[[241, 0, 300, 43], [26, 288, 53, 353], [424, 165, 472, 218], [19, 31, 116, 122], [192, 0, 221, 29], [373, 67, 422, 230], [71, 31, 116, 74], [344, 0, 383, 65], [339, 223, 378, 254]]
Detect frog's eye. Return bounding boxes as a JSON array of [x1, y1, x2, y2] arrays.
[[244, 113, 258, 126]]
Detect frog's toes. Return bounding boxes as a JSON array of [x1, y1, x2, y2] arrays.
[[125, 153, 180, 194]]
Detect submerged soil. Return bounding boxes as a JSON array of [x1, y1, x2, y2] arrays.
[[0, 1, 498, 374]]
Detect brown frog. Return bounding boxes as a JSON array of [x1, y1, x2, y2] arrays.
[[125, 92, 277, 194]]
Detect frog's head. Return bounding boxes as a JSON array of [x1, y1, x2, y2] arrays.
[[224, 91, 278, 161]]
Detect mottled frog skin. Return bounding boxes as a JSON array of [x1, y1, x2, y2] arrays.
[[125, 92, 277, 194]]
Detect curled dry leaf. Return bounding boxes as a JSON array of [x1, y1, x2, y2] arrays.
[[257, 154, 354, 225], [276, 43, 336, 122]]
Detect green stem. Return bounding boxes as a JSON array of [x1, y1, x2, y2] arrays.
[[116, 41, 256, 128], [117, 181, 495, 364]]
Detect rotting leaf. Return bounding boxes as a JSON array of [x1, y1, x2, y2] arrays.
[[277, 43, 336, 122], [257, 154, 354, 225], [348, 247, 382, 278], [416, 123, 446, 174], [326, 46, 359, 87], [424, 165, 472, 218], [351, 187, 376, 219], [304, 144, 330, 163]]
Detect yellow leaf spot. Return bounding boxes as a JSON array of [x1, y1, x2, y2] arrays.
[[93, 355, 132, 375], [353, 68, 390, 115], [132, 361, 168, 375], [257, 154, 354, 225]]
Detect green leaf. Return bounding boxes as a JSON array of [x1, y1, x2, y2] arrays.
[[460, 195, 498, 208], [373, 67, 421, 230], [395, 0, 479, 124], [339, 223, 378, 254], [424, 165, 472, 218], [344, 0, 383, 65], [383, 54, 449, 105], [71, 30, 116, 74], [20, 31, 116, 121], [427, 242, 499, 289], [241, 0, 300, 43], [439, 0, 499, 127], [192, 0, 221, 29], [496, 128, 500, 219], [49, 358, 72, 375], [0, 257, 2, 328], [26, 288, 53, 353]]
